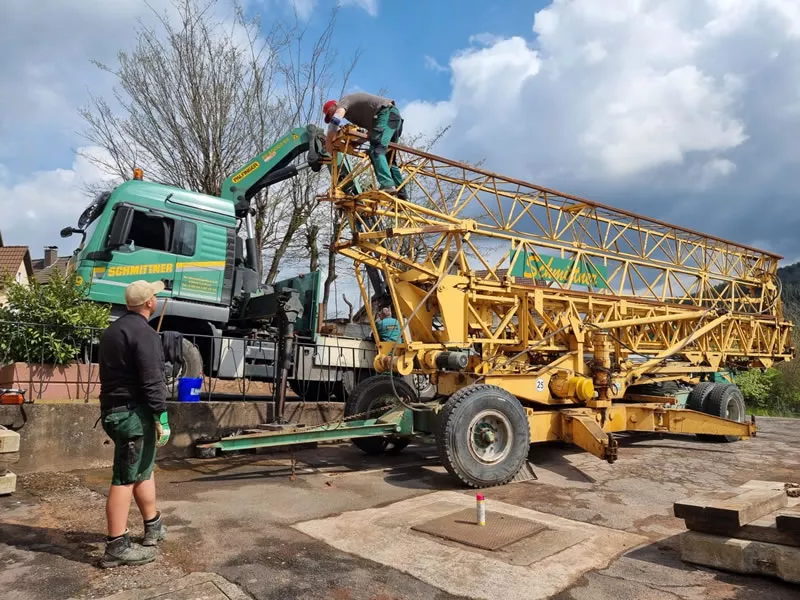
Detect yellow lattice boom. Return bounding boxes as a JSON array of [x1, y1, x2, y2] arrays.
[[324, 126, 792, 396]]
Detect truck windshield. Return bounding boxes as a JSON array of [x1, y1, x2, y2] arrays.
[[78, 191, 111, 229]]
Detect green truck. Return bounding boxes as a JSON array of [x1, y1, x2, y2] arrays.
[[61, 126, 432, 405]]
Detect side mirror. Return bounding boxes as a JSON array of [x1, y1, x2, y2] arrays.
[[60, 226, 82, 238], [106, 206, 135, 249]]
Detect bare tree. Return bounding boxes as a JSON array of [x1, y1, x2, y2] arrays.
[[79, 0, 358, 276], [260, 16, 359, 284]]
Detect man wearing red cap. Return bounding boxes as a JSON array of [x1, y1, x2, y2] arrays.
[[323, 92, 407, 199]]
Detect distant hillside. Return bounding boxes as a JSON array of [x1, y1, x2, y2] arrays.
[[778, 262, 800, 323]]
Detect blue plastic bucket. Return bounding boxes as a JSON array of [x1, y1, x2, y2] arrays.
[[177, 377, 203, 402]]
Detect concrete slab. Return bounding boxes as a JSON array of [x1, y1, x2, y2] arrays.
[[0, 471, 16, 495], [294, 490, 647, 600], [91, 572, 251, 600], [0, 425, 21, 453]]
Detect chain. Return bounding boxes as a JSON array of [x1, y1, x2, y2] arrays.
[[236, 394, 436, 440]]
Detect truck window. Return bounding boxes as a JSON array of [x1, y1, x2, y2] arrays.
[[172, 221, 197, 257], [126, 211, 173, 252]]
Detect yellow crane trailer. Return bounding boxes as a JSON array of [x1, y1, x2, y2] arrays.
[[204, 125, 794, 488]]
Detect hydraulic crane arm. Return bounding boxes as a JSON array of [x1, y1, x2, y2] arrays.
[[219, 124, 388, 300]]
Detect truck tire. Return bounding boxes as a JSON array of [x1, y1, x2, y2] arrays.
[[345, 374, 415, 455], [698, 383, 746, 443], [436, 384, 530, 488], [166, 338, 204, 395], [180, 338, 204, 378], [686, 381, 715, 412]]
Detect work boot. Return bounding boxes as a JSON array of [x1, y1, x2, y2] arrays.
[[100, 531, 156, 569], [142, 511, 167, 546]]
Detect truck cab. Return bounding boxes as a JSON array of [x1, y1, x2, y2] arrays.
[[71, 180, 237, 325]]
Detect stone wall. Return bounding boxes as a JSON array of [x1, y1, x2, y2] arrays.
[[0, 401, 344, 473]]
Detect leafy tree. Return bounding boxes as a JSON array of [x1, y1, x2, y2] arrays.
[[0, 271, 110, 365], [735, 368, 778, 410]]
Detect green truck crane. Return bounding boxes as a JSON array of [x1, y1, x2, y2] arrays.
[[60, 126, 432, 408]]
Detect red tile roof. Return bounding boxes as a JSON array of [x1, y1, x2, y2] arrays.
[[0, 246, 33, 280], [31, 256, 71, 283]]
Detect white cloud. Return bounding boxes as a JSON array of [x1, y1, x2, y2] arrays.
[[0, 147, 118, 257], [289, 0, 316, 20], [424, 55, 448, 73], [0, 0, 175, 175], [469, 32, 503, 46], [402, 0, 800, 259], [338, 0, 378, 17]]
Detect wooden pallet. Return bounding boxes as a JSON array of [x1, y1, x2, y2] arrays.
[[675, 480, 800, 583]]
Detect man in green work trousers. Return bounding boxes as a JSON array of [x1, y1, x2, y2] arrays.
[[323, 92, 407, 199], [97, 280, 171, 568]]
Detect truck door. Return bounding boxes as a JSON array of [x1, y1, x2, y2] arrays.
[[172, 220, 226, 304], [89, 205, 178, 305]]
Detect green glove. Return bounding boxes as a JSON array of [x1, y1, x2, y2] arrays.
[[154, 412, 171, 447]]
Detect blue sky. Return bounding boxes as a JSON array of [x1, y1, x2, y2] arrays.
[[311, 0, 544, 104], [2, 0, 800, 269]]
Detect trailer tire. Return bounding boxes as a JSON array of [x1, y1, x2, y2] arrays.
[[436, 384, 530, 488], [345, 374, 415, 455], [686, 381, 715, 412], [698, 383, 746, 443]]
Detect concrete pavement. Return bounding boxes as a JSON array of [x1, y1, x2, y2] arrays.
[[1, 417, 799, 599]]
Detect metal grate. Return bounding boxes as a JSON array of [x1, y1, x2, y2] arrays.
[[412, 508, 546, 551]]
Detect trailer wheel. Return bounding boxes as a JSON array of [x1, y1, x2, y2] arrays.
[[698, 383, 746, 442], [436, 384, 530, 488], [686, 381, 715, 411], [345, 374, 415, 455]]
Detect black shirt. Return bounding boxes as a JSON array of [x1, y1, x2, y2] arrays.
[[98, 312, 167, 414]]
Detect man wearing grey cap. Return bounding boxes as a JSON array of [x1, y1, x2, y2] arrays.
[[97, 280, 171, 568]]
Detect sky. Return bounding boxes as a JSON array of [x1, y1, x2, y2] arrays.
[[2, 0, 800, 270]]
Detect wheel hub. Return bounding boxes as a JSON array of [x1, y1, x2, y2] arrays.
[[468, 410, 512, 465]]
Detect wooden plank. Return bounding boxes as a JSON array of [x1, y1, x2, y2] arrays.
[[740, 480, 787, 491], [674, 488, 788, 529], [673, 491, 736, 520], [680, 531, 800, 584], [776, 506, 800, 536], [683, 512, 799, 547]]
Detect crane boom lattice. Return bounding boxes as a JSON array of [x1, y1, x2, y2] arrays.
[[325, 127, 792, 397]]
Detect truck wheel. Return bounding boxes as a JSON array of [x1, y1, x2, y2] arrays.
[[436, 384, 530, 488], [698, 383, 746, 442], [345, 374, 415, 455], [686, 381, 715, 411]]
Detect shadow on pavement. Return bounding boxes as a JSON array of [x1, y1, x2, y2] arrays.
[[0, 522, 104, 566], [623, 534, 800, 599]]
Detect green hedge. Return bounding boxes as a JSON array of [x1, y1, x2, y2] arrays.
[[0, 270, 110, 365]]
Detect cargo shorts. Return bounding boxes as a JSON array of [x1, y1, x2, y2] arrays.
[[101, 405, 156, 486]]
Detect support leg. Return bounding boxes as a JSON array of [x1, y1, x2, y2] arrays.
[[561, 411, 619, 463]]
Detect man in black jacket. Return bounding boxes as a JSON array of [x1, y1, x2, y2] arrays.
[[97, 280, 172, 568]]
